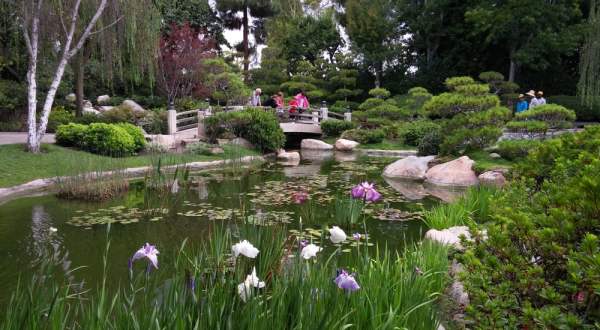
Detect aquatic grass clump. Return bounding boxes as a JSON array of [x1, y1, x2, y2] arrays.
[[55, 170, 129, 201]]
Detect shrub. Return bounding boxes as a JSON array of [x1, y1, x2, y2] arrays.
[[495, 139, 542, 161], [186, 142, 214, 156], [453, 83, 490, 96], [368, 87, 391, 99], [82, 123, 136, 156], [513, 104, 576, 128], [549, 95, 600, 121], [365, 104, 410, 120], [358, 98, 385, 111], [330, 100, 359, 113], [341, 128, 385, 144], [115, 123, 146, 152], [363, 118, 392, 129], [175, 97, 207, 111], [445, 76, 476, 90], [73, 113, 104, 125], [47, 106, 75, 133], [423, 93, 500, 118], [101, 106, 146, 124], [139, 109, 168, 134], [398, 120, 441, 146], [56, 123, 89, 147], [351, 111, 368, 123], [320, 119, 355, 137], [417, 129, 443, 156], [505, 120, 549, 134]]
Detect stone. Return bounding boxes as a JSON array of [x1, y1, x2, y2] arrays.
[[424, 226, 471, 249], [276, 149, 301, 162], [82, 107, 100, 115], [97, 95, 111, 104], [478, 171, 506, 187], [229, 137, 254, 149], [383, 176, 429, 200], [146, 134, 176, 149], [98, 106, 114, 113], [383, 155, 435, 180], [300, 139, 334, 150], [83, 100, 93, 108], [121, 99, 146, 112], [449, 281, 470, 306], [65, 93, 76, 102], [334, 138, 359, 151], [489, 152, 502, 159], [425, 156, 478, 186]]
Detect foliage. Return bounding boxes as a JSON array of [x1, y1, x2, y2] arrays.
[[204, 108, 284, 151], [358, 98, 385, 111], [505, 121, 549, 136], [341, 128, 385, 144], [115, 123, 147, 152], [47, 107, 75, 133], [404, 87, 433, 117], [495, 139, 542, 161], [549, 95, 600, 122], [578, 0, 600, 108], [417, 129, 443, 156], [461, 127, 600, 328], [56, 123, 89, 147], [82, 123, 137, 157], [139, 109, 168, 135], [423, 186, 496, 230], [368, 87, 391, 99], [186, 142, 215, 156], [55, 169, 129, 201], [320, 119, 355, 137], [203, 58, 250, 106], [478, 71, 519, 106], [101, 106, 146, 125], [365, 104, 410, 121], [397, 120, 441, 147], [423, 93, 500, 118], [513, 104, 576, 128]]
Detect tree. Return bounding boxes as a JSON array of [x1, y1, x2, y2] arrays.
[[466, 0, 582, 82], [249, 46, 289, 95], [203, 58, 250, 106], [578, 0, 600, 107], [20, 0, 108, 153], [344, 0, 402, 87], [157, 23, 217, 106]]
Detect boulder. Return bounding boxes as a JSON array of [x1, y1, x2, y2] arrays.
[[121, 99, 146, 113], [425, 156, 478, 186], [82, 107, 100, 115], [478, 171, 506, 187], [424, 226, 471, 249], [230, 137, 254, 149], [146, 134, 176, 149], [383, 155, 435, 180], [97, 95, 111, 104], [65, 93, 76, 102], [98, 106, 114, 113], [301, 139, 334, 150], [334, 139, 359, 151], [83, 100, 93, 108], [276, 149, 300, 162], [489, 152, 502, 159]]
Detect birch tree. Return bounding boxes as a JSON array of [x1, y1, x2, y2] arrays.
[[20, 0, 108, 153]]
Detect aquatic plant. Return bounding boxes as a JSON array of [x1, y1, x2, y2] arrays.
[[329, 226, 347, 244], [232, 240, 260, 258], [423, 186, 496, 230], [129, 243, 160, 270], [300, 244, 322, 259], [55, 169, 129, 201], [334, 269, 360, 292], [351, 181, 382, 202], [237, 267, 266, 302]]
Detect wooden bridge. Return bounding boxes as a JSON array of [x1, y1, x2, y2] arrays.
[[166, 105, 352, 138]]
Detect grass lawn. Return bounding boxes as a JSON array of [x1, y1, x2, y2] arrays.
[[322, 137, 416, 150], [466, 150, 514, 173], [0, 144, 258, 188]]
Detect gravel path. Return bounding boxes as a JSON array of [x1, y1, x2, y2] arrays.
[[0, 132, 55, 145]]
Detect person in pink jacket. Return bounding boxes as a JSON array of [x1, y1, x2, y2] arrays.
[[294, 90, 310, 111]]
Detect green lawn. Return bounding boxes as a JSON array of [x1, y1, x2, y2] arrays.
[[322, 137, 416, 150], [466, 150, 514, 173], [0, 144, 258, 188]]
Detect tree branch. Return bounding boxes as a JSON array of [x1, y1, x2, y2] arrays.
[[68, 0, 109, 59], [90, 16, 124, 36]]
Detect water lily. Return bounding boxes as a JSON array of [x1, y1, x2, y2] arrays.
[[292, 191, 309, 204], [300, 243, 322, 259], [329, 226, 347, 244], [334, 269, 360, 292], [351, 182, 381, 202], [352, 233, 361, 240], [237, 267, 265, 302], [49, 227, 58, 233], [130, 243, 159, 269], [232, 240, 259, 258]]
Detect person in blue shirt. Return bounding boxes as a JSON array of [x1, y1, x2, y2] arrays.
[[516, 94, 529, 113]]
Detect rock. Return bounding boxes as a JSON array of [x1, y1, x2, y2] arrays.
[[82, 107, 100, 115], [121, 99, 146, 113], [334, 138, 359, 151], [83, 100, 93, 108], [65, 93, 76, 102], [383, 155, 435, 180], [489, 152, 502, 159], [449, 281, 470, 306], [301, 139, 334, 150], [383, 176, 429, 200], [276, 149, 300, 162], [478, 171, 506, 187], [425, 226, 471, 249], [97, 95, 111, 104], [146, 134, 176, 149], [210, 147, 224, 155], [449, 259, 464, 277], [98, 106, 114, 113], [425, 156, 479, 186], [229, 137, 254, 149]]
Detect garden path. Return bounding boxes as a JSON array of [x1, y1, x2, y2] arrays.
[[0, 132, 55, 145]]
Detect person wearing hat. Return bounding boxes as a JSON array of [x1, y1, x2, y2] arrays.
[[250, 88, 262, 107], [530, 91, 546, 109], [516, 94, 529, 113]]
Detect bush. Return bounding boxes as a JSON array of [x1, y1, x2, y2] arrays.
[[365, 104, 410, 120], [73, 113, 104, 125], [47, 106, 75, 133], [495, 139, 542, 161], [341, 128, 385, 144], [460, 127, 600, 328], [417, 129, 443, 156], [358, 98, 385, 111], [101, 106, 146, 124], [186, 142, 214, 156], [368, 87, 391, 99], [514, 104, 576, 128], [115, 123, 146, 152], [139, 109, 168, 134], [505, 120, 549, 134], [176, 97, 207, 111], [423, 93, 500, 118], [320, 119, 355, 137], [330, 100, 359, 113], [56, 123, 89, 147], [549, 95, 600, 121], [82, 123, 136, 156], [398, 120, 441, 146], [445, 76, 476, 90]]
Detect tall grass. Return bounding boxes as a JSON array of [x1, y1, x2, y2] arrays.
[[423, 186, 497, 230], [1, 224, 450, 329]]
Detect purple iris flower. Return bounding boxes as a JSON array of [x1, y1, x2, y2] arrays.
[[292, 191, 309, 204], [353, 233, 361, 240], [351, 182, 381, 202], [334, 269, 360, 292], [299, 239, 309, 248], [130, 243, 159, 270]]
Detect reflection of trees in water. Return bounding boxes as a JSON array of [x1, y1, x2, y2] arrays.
[[30, 205, 74, 282]]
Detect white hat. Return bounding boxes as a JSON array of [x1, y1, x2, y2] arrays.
[[255, 88, 262, 93]]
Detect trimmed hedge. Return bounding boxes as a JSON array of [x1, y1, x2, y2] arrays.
[[365, 104, 410, 120], [341, 128, 385, 144], [115, 123, 146, 152], [320, 119, 355, 137], [47, 106, 75, 133], [514, 104, 576, 128], [56, 122, 146, 156], [398, 120, 441, 146], [56, 123, 88, 147]]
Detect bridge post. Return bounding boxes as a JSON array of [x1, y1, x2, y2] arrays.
[[197, 109, 207, 141], [312, 110, 319, 124], [167, 109, 177, 135], [321, 101, 328, 121], [344, 112, 352, 122]]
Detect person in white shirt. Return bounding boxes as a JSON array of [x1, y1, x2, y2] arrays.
[[250, 88, 262, 106], [530, 91, 546, 108]]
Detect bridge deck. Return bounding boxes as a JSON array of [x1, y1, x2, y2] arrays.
[[279, 122, 322, 135]]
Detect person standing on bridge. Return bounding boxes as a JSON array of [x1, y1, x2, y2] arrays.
[[250, 88, 262, 106], [275, 91, 284, 108], [294, 90, 310, 112]]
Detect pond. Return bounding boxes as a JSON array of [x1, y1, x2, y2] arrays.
[[0, 151, 455, 305]]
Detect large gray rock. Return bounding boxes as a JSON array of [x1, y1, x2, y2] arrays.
[[121, 99, 146, 113], [383, 155, 435, 180], [65, 93, 76, 102], [334, 138, 359, 151], [425, 156, 478, 186], [478, 171, 506, 187], [301, 139, 334, 150], [277, 149, 300, 162], [98, 106, 114, 113], [97, 95, 111, 104], [230, 137, 254, 149], [82, 107, 100, 115], [424, 226, 471, 249]]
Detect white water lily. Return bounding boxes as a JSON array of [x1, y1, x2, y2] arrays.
[[237, 267, 265, 302], [232, 240, 260, 258], [329, 226, 347, 244], [49, 227, 58, 233], [300, 243, 323, 259]]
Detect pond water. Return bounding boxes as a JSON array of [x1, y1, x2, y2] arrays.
[[0, 152, 455, 304]]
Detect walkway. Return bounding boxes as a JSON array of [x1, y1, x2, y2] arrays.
[[0, 132, 56, 145]]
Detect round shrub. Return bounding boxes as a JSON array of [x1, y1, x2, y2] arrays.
[[115, 123, 146, 152], [321, 119, 355, 137], [506, 120, 549, 134], [48, 106, 75, 133], [514, 104, 576, 128], [366, 104, 410, 120], [101, 105, 146, 124], [398, 120, 441, 146], [56, 123, 88, 147], [82, 123, 136, 156], [418, 129, 442, 156], [341, 128, 385, 144], [445, 76, 476, 90], [368, 88, 391, 99], [496, 140, 542, 161], [358, 98, 385, 111]]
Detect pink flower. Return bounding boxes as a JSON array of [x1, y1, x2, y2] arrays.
[[292, 191, 309, 204]]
